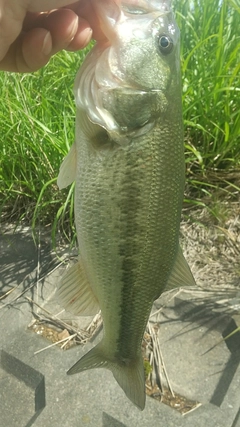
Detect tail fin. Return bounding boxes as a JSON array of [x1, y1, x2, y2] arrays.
[[67, 342, 145, 410]]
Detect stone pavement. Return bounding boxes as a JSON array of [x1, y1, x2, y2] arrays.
[[0, 226, 240, 427]]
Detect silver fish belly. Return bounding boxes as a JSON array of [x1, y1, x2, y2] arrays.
[[57, 0, 195, 410]]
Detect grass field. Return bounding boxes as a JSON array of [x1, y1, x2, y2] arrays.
[[0, 0, 239, 240]]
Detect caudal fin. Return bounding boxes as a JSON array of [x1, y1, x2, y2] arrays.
[[67, 342, 146, 410]]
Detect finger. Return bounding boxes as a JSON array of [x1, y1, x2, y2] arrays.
[[0, 8, 93, 72], [32, 8, 92, 53], [0, 28, 52, 72], [68, 0, 107, 42], [28, 0, 79, 13], [22, 12, 44, 32], [65, 17, 92, 51]]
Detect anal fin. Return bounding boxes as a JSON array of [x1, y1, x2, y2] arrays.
[[165, 244, 196, 291], [57, 260, 100, 316]]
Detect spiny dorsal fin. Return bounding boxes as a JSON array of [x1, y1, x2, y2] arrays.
[[165, 245, 196, 291], [57, 141, 76, 190], [56, 260, 100, 316]]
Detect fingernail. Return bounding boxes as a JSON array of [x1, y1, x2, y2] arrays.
[[69, 16, 79, 40], [80, 27, 93, 46], [42, 31, 52, 55]]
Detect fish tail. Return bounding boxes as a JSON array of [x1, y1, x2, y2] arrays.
[[67, 342, 145, 410]]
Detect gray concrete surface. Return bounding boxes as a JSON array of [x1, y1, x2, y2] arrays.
[[0, 225, 240, 427]]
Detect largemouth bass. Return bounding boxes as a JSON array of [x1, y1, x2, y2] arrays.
[[57, 0, 195, 410]]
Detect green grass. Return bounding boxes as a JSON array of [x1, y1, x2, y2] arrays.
[[0, 50, 85, 242], [174, 0, 240, 167], [173, 0, 240, 203], [0, 0, 239, 238]]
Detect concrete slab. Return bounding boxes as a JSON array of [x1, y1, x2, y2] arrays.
[[0, 350, 45, 426], [0, 226, 240, 427]]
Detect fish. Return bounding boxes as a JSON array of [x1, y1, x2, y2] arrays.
[[57, 0, 196, 410]]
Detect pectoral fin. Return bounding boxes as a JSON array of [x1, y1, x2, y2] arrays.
[[57, 142, 76, 189], [165, 245, 196, 291], [57, 260, 100, 316]]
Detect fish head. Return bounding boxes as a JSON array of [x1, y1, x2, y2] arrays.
[[75, 0, 181, 144]]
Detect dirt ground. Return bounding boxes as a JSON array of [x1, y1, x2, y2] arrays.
[[180, 201, 240, 313]]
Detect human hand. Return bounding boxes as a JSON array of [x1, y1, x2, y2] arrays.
[[0, 0, 105, 72]]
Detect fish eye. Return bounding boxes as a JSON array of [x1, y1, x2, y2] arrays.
[[158, 35, 173, 54]]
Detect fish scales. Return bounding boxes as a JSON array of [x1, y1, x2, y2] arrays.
[[57, 0, 196, 410], [75, 114, 184, 352]]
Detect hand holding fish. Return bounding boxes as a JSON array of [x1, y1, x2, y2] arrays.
[[0, 0, 106, 72]]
